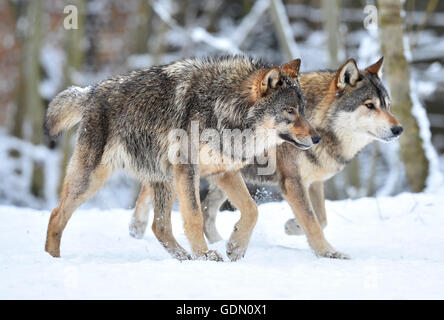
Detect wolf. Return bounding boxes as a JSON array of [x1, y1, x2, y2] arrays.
[[44, 55, 320, 261], [131, 57, 403, 260]]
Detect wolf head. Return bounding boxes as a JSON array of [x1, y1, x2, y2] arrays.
[[248, 59, 321, 150], [327, 57, 403, 143]]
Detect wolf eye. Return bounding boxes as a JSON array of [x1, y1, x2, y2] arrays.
[[285, 107, 296, 115], [365, 103, 375, 110]]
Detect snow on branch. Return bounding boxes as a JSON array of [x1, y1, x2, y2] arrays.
[[231, 0, 270, 47], [150, 0, 240, 54], [150, 0, 301, 61], [268, 0, 300, 60]]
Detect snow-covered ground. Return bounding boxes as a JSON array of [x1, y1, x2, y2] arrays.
[[1, 187, 444, 300]]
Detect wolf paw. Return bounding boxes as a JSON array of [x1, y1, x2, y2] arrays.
[[45, 247, 61, 258], [129, 218, 148, 239], [226, 240, 247, 262], [196, 250, 223, 262], [284, 218, 305, 236], [317, 248, 350, 260], [172, 250, 192, 261]]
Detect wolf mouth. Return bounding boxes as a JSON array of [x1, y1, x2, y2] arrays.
[[279, 133, 311, 149], [367, 131, 399, 142]]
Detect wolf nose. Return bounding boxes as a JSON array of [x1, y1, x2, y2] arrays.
[[311, 135, 322, 145], [391, 126, 403, 136]]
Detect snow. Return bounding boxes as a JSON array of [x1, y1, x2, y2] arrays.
[[410, 82, 443, 191], [1, 187, 444, 299], [191, 28, 241, 55], [403, 35, 444, 191], [151, 0, 241, 55], [231, 0, 269, 47], [269, 0, 300, 58], [0, 130, 61, 209], [39, 44, 65, 100], [0, 130, 139, 211]]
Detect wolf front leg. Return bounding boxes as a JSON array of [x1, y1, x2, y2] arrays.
[[202, 180, 228, 243], [282, 177, 349, 259], [212, 171, 258, 262], [173, 164, 222, 261], [285, 181, 327, 235]]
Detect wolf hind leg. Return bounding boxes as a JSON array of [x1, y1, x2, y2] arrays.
[[308, 181, 327, 228], [202, 180, 227, 243], [149, 181, 191, 261], [285, 181, 327, 236], [129, 185, 152, 239], [174, 164, 222, 261], [45, 155, 111, 257]]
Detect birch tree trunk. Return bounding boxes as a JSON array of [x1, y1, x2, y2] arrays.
[[16, 0, 45, 197], [134, 0, 152, 54], [321, 0, 345, 199], [268, 0, 300, 60], [322, 0, 342, 68], [377, 0, 429, 192], [58, 0, 85, 193], [10, 1, 26, 141]]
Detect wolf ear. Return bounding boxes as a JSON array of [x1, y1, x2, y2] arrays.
[[280, 58, 301, 79], [366, 57, 384, 77], [259, 68, 281, 96], [336, 58, 359, 90]]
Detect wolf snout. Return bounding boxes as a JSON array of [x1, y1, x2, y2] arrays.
[[391, 126, 403, 137], [311, 135, 322, 145]]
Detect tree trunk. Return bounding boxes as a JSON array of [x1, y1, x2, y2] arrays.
[[321, 0, 351, 199], [377, 0, 429, 192], [268, 0, 300, 60], [58, 0, 85, 193], [15, 0, 45, 198], [366, 143, 380, 196], [153, 20, 168, 66], [134, 0, 152, 54], [321, 0, 342, 68]]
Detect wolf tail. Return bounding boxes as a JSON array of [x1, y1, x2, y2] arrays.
[[44, 86, 91, 137]]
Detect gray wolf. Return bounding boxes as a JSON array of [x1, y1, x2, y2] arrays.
[[131, 57, 403, 260], [44, 56, 319, 261]]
